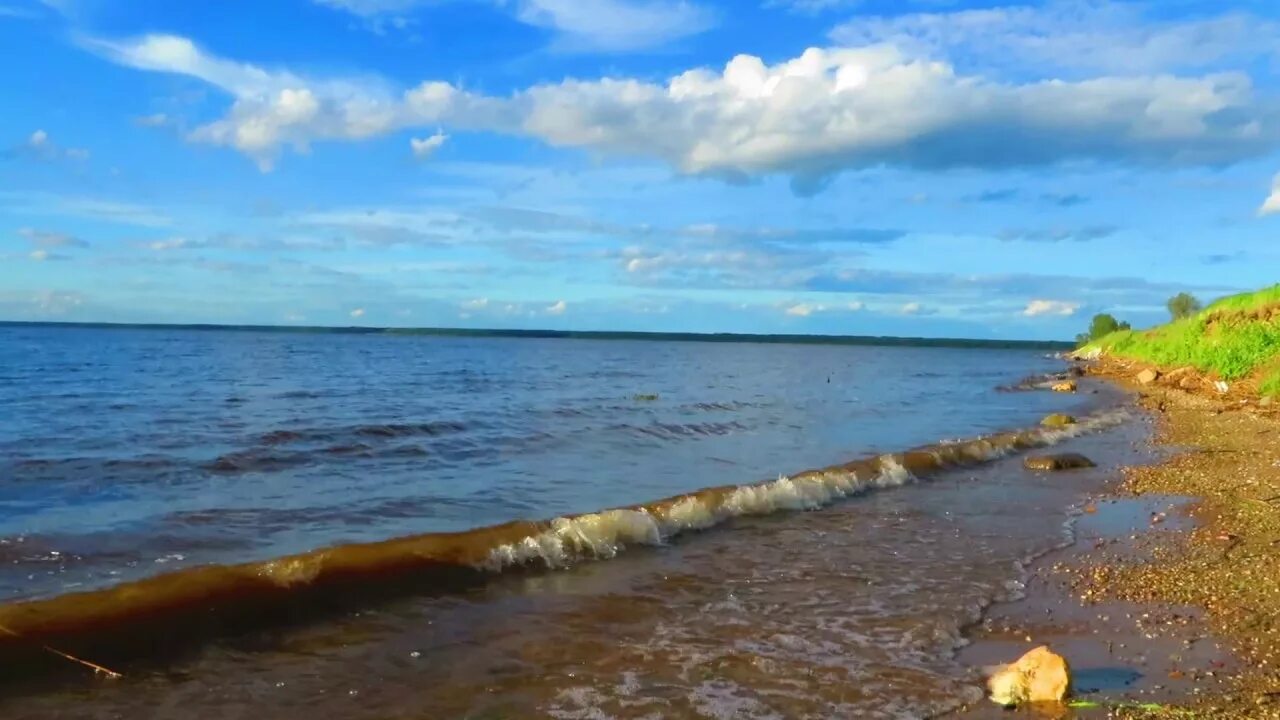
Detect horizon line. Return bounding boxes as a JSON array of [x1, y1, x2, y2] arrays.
[[0, 320, 1073, 349]]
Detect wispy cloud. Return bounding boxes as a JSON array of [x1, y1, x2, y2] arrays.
[[3, 129, 90, 162], [18, 227, 90, 248], [1023, 299, 1081, 317], [0, 192, 171, 227], [312, 0, 715, 50], [409, 131, 447, 160], [830, 1, 1280, 76], [998, 226, 1117, 243]]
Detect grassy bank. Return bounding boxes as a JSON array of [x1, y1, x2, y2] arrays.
[[1081, 284, 1280, 396]]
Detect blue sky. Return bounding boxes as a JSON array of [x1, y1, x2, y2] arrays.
[[2, 0, 1279, 339]]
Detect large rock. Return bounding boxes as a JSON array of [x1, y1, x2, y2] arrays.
[[1040, 414, 1077, 428], [1136, 368, 1160, 385], [987, 646, 1072, 706], [1023, 453, 1096, 471], [1050, 381, 1077, 393]]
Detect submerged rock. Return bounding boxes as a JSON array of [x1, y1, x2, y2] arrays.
[[1023, 453, 1096, 471], [987, 646, 1072, 707], [1040, 414, 1077, 428], [1137, 368, 1160, 385], [1051, 381, 1077, 393]]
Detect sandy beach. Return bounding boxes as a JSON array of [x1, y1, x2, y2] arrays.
[[951, 361, 1280, 718]]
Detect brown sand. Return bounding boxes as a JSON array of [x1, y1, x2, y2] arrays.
[[1074, 359, 1280, 718], [950, 361, 1280, 718]]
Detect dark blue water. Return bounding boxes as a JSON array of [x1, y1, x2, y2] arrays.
[[0, 326, 1075, 601]]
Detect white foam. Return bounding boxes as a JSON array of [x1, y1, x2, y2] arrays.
[[481, 408, 1131, 572]]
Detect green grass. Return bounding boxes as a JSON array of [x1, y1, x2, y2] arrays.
[[1084, 284, 1280, 397]]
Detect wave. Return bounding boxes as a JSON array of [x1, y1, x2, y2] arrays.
[[0, 409, 1126, 679]]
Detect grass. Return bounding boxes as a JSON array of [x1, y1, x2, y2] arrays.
[[1083, 284, 1280, 397]]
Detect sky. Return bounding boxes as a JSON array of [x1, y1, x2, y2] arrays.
[[2, 0, 1279, 340]]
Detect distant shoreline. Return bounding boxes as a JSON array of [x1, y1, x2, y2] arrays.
[[0, 320, 1072, 351]]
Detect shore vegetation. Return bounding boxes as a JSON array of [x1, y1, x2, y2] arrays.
[[1083, 284, 1280, 396]]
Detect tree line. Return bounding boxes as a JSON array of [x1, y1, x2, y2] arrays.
[[1075, 292, 1201, 346]]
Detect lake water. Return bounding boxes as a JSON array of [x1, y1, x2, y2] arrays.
[[0, 326, 1135, 718]]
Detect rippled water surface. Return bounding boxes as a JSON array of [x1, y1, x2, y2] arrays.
[[0, 326, 1131, 719]]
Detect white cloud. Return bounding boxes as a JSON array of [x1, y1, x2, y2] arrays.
[[781, 300, 864, 316], [32, 290, 85, 314], [312, 0, 423, 15], [515, 0, 715, 51], [12, 129, 88, 161], [830, 2, 1280, 76], [764, 0, 859, 14], [545, 299, 567, 315], [349, 307, 366, 318], [28, 249, 50, 261], [1023, 299, 1081, 317], [90, 34, 1280, 187], [900, 302, 924, 315], [410, 130, 447, 160], [1260, 174, 1280, 216], [134, 113, 171, 127], [312, 0, 714, 49], [461, 297, 490, 310]]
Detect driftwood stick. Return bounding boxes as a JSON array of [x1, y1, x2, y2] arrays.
[[0, 623, 122, 679]]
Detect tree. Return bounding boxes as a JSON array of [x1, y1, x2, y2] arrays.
[[1078, 313, 1131, 346], [1167, 292, 1202, 320]]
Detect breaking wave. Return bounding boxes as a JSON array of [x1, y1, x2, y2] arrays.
[[0, 409, 1127, 676]]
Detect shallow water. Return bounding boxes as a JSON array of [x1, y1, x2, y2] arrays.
[[0, 327, 1133, 718]]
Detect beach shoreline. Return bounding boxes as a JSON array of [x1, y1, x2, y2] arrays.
[[1070, 358, 1280, 717], [951, 359, 1280, 717]]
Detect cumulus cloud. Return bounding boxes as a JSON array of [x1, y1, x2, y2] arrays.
[[545, 299, 567, 315], [409, 130, 447, 160], [900, 302, 925, 315], [349, 307, 366, 318], [89, 32, 1280, 188], [1023, 299, 1081, 317], [1260, 174, 1280, 216]]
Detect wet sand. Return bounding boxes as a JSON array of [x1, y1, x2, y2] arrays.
[[950, 360, 1280, 718], [1065, 360, 1280, 718]]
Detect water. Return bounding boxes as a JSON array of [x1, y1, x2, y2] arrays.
[[0, 326, 1131, 718]]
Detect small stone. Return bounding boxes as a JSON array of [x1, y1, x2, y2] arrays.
[[1024, 453, 1097, 471], [987, 646, 1072, 707], [1040, 413, 1077, 428], [1051, 381, 1077, 393], [1137, 368, 1160, 385]]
